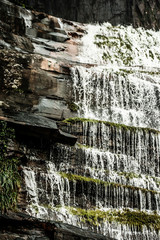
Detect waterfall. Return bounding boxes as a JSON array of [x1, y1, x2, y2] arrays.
[[78, 23, 160, 67], [72, 66, 160, 129], [23, 22, 160, 239]]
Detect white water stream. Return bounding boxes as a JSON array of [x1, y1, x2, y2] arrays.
[[78, 23, 160, 67], [22, 21, 160, 239]]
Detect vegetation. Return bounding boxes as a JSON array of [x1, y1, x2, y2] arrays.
[[117, 171, 141, 179], [94, 29, 160, 66], [59, 172, 158, 194], [67, 102, 79, 112], [0, 121, 20, 213], [63, 117, 160, 134], [69, 207, 160, 231], [119, 68, 160, 76], [76, 143, 91, 149], [94, 34, 133, 65], [35, 203, 160, 232]]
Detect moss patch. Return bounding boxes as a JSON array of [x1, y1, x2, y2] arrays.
[[94, 34, 133, 66], [68, 102, 79, 112], [119, 68, 160, 76], [63, 117, 160, 135], [69, 207, 160, 231], [76, 143, 91, 149], [59, 172, 158, 194], [117, 171, 141, 179]]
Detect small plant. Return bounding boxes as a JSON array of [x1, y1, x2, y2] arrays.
[[0, 121, 20, 213]]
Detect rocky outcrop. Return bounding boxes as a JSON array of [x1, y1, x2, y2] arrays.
[[0, 113, 77, 145], [0, 0, 84, 128], [23, 0, 133, 26], [132, 0, 160, 29], [0, 0, 160, 239], [0, 1, 107, 239], [0, 213, 115, 240], [10, 0, 160, 30]]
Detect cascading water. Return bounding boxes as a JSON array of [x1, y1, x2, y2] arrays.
[[71, 24, 160, 129], [72, 66, 160, 128], [23, 22, 160, 239]]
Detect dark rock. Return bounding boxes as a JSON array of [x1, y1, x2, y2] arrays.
[[0, 112, 77, 145], [12, 0, 160, 29], [47, 32, 70, 42], [0, 0, 83, 126], [37, 31, 69, 42], [1, 0, 159, 240], [0, 213, 115, 240]]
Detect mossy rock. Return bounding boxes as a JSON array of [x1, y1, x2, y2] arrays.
[[69, 207, 160, 231], [63, 117, 160, 135]]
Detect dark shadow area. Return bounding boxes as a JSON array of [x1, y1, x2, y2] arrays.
[[10, 0, 133, 25], [10, 0, 160, 30]]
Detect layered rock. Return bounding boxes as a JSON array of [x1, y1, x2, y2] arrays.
[[0, 0, 160, 240], [0, 0, 85, 123], [0, 213, 114, 240]]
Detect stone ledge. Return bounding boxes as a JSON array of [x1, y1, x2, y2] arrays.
[[0, 212, 115, 240], [0, 112, 77, 146]]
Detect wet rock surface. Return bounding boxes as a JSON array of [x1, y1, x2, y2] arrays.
[[0, 0, 84, 122], [0, 0, 160, 240], [0, 113, 77, 145], [0, 213, 115, 240], [10, 0, 160, 30]]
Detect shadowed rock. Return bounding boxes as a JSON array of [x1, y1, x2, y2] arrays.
[[0, 213, 115, 240], [0, 112, 77, 145]]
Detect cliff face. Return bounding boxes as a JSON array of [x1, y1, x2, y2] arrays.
[[0, 0, 83, 123], [0, 0, 160, 240], [0, 213, 114, 240], [0, 0, 100, 238], [11, 0, 160, 30], [24, 0, 133, 26]]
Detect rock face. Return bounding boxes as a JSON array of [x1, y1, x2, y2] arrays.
[[0, 113, 77, 145], [0, 0, 85, 123], [0, 213, 114, 240], [0, 0, 160, 240], [11, 0, 160, 30], [0, 1, 90, 239]]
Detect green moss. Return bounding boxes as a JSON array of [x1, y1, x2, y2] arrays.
[[59, 172, 158, 194], [15, 89, 24, 94], [63, 151, 160, 186], [117, 171, 141, 179], [0, 121, 20, 213], [60, 172, 102, 184], [63, 117, 99, 124], [119, 68, 160, 76], [94, 30, 160, 66], [68, 102, 79, 112], [31, 204, 39, 214], [69, 207, 160, 231], [41, 204, 56, 211], [63, 117, 160, 135], [117, 171, 160, 185], [76, 143, 91, 149], [76, 144, 160, 184], [94, 34, 134, 66]]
